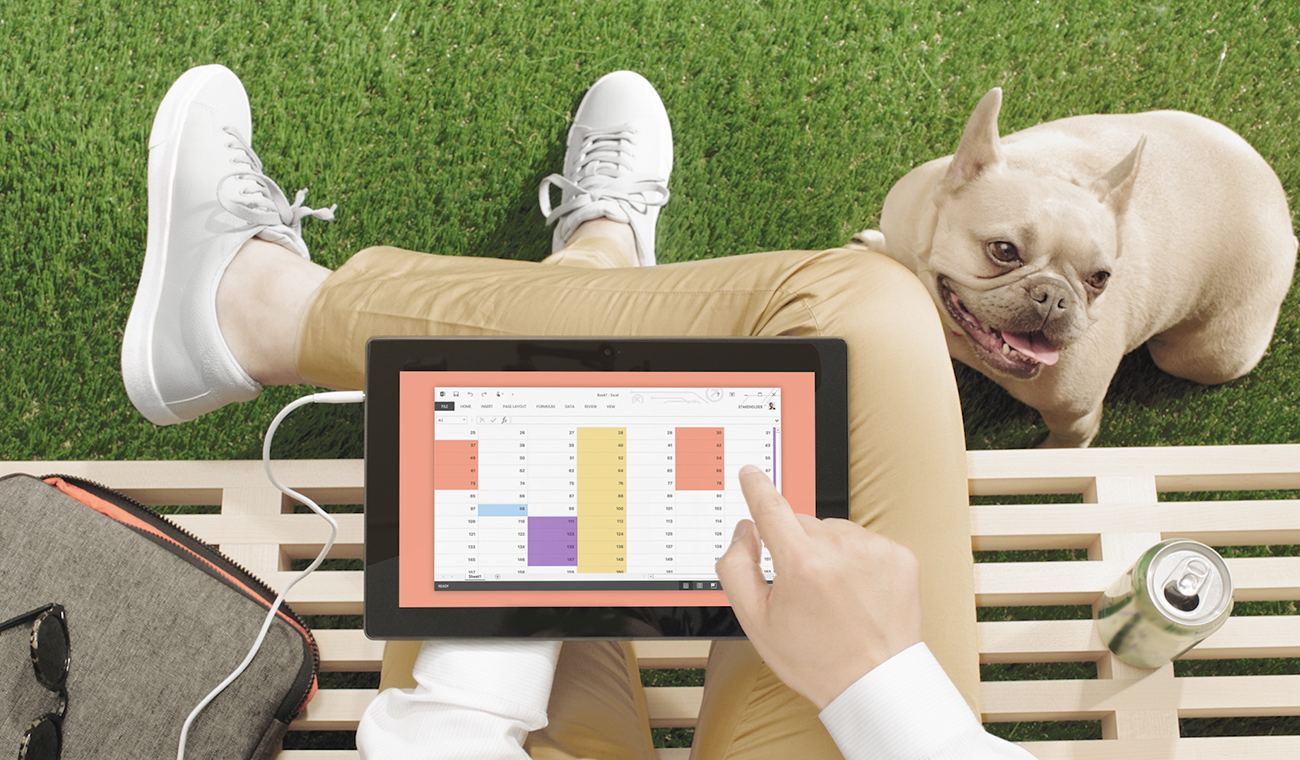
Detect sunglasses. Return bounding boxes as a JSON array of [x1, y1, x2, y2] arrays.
[[1, 604, 69, 760]]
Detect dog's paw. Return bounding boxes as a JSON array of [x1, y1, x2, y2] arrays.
[[846, 229, 888, 253]]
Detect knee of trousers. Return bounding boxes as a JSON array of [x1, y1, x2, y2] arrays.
[[770, 248, 945, 349]]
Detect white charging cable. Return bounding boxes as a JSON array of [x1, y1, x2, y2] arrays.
[[176, 390, 365, 760]]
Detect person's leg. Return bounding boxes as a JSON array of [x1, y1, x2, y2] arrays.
[[216, 239, 330, 386], [217, 241, 980, 760], [293, 245, 980, 707], [369, 218, 641, 716], [121, 64, 337, 426], [524, 641, 657, 760], [213, 218, 633, 389], [541, 218, 640, 269], [681, 252, 974, 760], [377, 638, 657, 760], [373, 72, 658, 758]]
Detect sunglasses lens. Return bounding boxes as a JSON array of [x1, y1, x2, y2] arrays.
[[31, 612, 69, 690], [19, 716, 61, 760]]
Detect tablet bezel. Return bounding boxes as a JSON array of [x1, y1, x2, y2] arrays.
[[364, 337, 848, 639]]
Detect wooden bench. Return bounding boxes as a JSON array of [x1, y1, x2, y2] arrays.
[[6, 443, 1298, 758]]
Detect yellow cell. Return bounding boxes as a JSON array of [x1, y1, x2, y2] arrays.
[[576, 477, 626, 491], [576, 467, 623, 478], [577, 533, 625, 549], [576, 488, 625, 499], [577, 428, 626, 441], [577, 547, 626, 570], [578, 534, 625, 548], [577, 511, 626, 524], [576, 449, 626, 462]]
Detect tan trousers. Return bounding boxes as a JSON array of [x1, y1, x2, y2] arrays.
[[297, 239, 978, 759]]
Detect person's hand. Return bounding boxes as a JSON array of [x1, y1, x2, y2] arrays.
[[715, 465, 924, 710]]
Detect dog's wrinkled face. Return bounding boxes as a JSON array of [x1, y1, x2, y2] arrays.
[[928, 174, 1117, 379], [918, 87, 1142, 381]]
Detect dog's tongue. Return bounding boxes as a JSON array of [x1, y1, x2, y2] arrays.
[[1003, 331, 1060, 365]]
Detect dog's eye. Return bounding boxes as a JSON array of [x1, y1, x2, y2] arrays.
[[1088, 271, 1110, 290], [986, 241, 1020, 263]]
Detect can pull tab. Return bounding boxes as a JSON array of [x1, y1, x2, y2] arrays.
[[1163, 557, 1210, 612]]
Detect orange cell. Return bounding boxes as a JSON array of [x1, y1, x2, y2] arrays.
[[433, 440, 479, 463], [433, 473, 478, 490], [674, 427, 724, 439], [676, 474, 725, 491]]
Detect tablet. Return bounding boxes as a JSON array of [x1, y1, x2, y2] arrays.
[[364, 337, 848, 639]]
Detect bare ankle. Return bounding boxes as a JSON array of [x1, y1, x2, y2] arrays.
[[566, 219, 640, 267], [216, 239, 331, 385]]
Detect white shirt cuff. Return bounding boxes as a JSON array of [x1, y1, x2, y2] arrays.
[[819, 642, 993, 760]]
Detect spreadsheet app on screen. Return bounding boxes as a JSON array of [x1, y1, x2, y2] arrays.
[[397, 370, 817, 609], [431, 385, 779, 590]]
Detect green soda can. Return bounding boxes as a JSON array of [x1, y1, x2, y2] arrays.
[[1096, 539, 1234, 668]]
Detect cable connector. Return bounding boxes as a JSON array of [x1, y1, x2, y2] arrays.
[[305, 390, 366, 405]]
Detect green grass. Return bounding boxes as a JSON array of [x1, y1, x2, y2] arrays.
[[2, 0, 1297, 750]]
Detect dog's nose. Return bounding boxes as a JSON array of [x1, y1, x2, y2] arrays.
[[1028, 281, 1071, 313]]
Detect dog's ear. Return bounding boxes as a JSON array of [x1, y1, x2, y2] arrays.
[[1089, 135, 1146, 215], [941, 88, 1006, 192]]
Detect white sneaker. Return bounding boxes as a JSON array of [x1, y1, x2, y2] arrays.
[[538, 71, 672, 266], [122, 64, 334, 426]]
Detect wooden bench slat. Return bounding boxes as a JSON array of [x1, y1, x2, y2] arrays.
[[631, 640, 710, 670], [974, 562, 1116, 606], [272, 571, 364, 615], [291, 689, 377, 731], [286, 686, 713, 733], [973, 557, 1300, 606], [971, 501, 1300, 550], [1014, 736, 1300, 760], [978, 616, 1300, 663], [0, 460, 365, 504], [965, 444, 1300, 494], [170, 513, 364, 550], [314, 629, 384, 672], [981, 674, 1300, 722], [645, 686, 704, 729]]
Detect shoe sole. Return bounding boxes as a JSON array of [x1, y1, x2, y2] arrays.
[[122, 64, 242, 426]]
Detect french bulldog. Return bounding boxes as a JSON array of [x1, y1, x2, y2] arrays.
[[852, 88, 1297, 447]]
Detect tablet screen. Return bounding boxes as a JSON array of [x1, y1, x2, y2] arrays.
[[365, 338, 848, 638], [399, 371, 814, 608]]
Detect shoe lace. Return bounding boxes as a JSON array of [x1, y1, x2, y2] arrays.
[[217, 127, 336, 233], [538, 125, 669, 224]]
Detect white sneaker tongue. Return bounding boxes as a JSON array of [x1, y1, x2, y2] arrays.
[[1003, 331, 1060, 365]]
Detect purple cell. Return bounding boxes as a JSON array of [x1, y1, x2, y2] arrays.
[[528, 516, 578, 566]]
